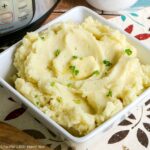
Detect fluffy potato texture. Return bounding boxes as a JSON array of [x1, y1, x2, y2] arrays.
[[13, 17, 150, 136]]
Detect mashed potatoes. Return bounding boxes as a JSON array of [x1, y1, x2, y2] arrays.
[[13, 17, 150, 136]]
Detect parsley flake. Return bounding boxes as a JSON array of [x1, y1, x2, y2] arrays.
[[74, 99, 81, 104], [50, 82, 55, 87], [36, 101, 40, 106], [69, 65, 75, 70], [69, 65, 79, 76], [57, 97, 63, 103], [125, 49, 132, 56], [40, 36, 45, 40], [106, 90, 112, 97], [54, 49, 61, 57], [19, 42, 23, 47], [74, 70, 79, 75], [72, 55, 78, 59], [92, 70, 100, 76], [103, 60, 112, 67], [34, 95, 38, 98], [67, 83, 72, 88]]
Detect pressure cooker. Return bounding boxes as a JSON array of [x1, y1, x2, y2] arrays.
[[0, 0, 59, 45]]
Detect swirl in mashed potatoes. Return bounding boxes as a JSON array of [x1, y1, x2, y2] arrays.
[[13, 17, 150, 136]]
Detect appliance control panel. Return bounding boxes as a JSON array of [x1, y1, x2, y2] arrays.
[[0, 0, 34, 34]]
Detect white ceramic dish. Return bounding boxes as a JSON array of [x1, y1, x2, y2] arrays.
[[0, 6, 150, 148]]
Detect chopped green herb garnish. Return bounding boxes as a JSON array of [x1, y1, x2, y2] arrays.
[[36, 101, 40, 106], [104, 72, 108, 76], [74, 99, 81, 104], [74, 70, 79, 75], [103, 60, 112, 67], [50, 105, 55, 111], [92, 70, 100, 76], [125, 48, 132, 56], [67, 83, 72, 88], [40, 36, 45, 40], [19, 42, 23, 47], [69, 65, 79, 76], [106, 90, 112, 97], [69, 65, 75, 70], [34, 95, 38, 98], [54, 49, 61, 57], [57, 97, 63, 103], [50, 82, 55, 87], [72, 55, 78, 59]]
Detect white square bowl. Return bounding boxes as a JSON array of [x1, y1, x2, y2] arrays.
[[0, 6, 150, 147]]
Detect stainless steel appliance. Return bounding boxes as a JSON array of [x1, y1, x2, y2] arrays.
[[0, 0, 59, 45]]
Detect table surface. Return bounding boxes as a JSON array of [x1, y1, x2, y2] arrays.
[[0, 122, 51, 150]]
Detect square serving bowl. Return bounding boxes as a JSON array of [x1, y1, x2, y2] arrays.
[[0, 6, 150, 148]]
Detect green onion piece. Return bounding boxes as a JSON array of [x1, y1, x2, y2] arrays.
[[74, 70, 79, 75], [50, 82, 55, 87], [55, 49, 61, 57], [125, 48, 132, 56], [92, 70, 100, 76], [19, 42, 23, 46], [106, 90, 112, 97], [74, 99, 81, 104], [34, 95, 38, 98], [69, 65, 79, 76], [40, 36, 45, 40], [72, 55, 78, 59], [57, 97, 63, 103], [103, 60, 112, 67], [69, 65, 75, 70], [104, 72, 108, 76], [36, 101, 40, 106], [67, 83, 72, 88]]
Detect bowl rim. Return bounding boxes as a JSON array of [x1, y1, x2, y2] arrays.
[[0, 6, 150, 143]]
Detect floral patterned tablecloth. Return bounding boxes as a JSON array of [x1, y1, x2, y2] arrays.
[[0, 7, 150, 150]]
